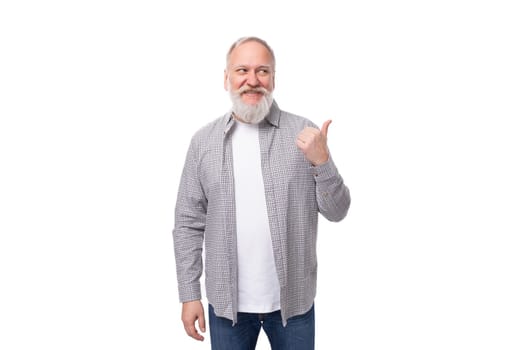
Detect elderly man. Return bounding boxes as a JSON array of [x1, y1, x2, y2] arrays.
[[173, 36, 350, 350]]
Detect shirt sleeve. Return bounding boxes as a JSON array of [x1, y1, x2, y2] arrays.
[[312, 156, 350, 222], [172, 140, 207, 302]]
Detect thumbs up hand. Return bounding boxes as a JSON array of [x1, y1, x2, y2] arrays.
[[295, 120, 332, 166]]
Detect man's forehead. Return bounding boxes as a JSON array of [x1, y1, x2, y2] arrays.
[[226, 39, 275, 71]]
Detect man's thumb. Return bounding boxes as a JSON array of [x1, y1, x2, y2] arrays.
[[199, 314, 206, 332], [321, 119, 332, 137]]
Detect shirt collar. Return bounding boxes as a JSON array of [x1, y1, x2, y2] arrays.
[[222, 100, 281, 135]]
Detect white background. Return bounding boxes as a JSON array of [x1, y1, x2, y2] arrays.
[[1, 0, 524, 349]]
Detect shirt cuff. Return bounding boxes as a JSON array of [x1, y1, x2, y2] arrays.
[[178, 283, 202, 303], [311, 156, 338, 181]]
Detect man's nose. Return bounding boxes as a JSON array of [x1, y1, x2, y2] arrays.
[[246, 70, 259, 86]]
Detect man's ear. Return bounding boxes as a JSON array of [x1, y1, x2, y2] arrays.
[[224, 70, 229, 91]]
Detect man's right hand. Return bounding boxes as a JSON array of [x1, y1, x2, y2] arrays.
[[181, 300, 206, 341]]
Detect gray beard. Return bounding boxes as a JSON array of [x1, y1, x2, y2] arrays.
[[229, 90, 273, 124]]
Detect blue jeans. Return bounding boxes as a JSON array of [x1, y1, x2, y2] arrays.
[[208, 304, 315, 350]]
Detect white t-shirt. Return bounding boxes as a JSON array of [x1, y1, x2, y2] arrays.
[[231, 120, 281, 313]]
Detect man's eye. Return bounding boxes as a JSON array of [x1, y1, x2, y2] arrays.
[[236, 68, 248, 73], [257, 69, 269, 75]]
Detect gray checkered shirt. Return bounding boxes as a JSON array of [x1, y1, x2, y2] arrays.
[[173, 101, 350, 325]]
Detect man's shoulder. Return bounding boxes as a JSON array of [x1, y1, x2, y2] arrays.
[[191, 114, 228, 143], [279, 109, 317, 130]]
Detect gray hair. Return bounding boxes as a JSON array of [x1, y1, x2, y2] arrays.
[[226, 36, 276, 71]]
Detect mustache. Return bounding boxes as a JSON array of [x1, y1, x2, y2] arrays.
[[236, 86, 269, 95]]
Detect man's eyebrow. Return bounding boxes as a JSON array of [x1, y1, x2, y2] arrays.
[[231, 64, 272, 69]]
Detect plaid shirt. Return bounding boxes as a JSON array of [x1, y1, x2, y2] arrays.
[[173, 101, 350, 325]]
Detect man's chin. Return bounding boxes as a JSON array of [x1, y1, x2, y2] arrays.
[[230, 92, 273, 123], [241, 93, 264, 105]]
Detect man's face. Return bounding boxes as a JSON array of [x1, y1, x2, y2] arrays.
[[224, 41, 275, 106]]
